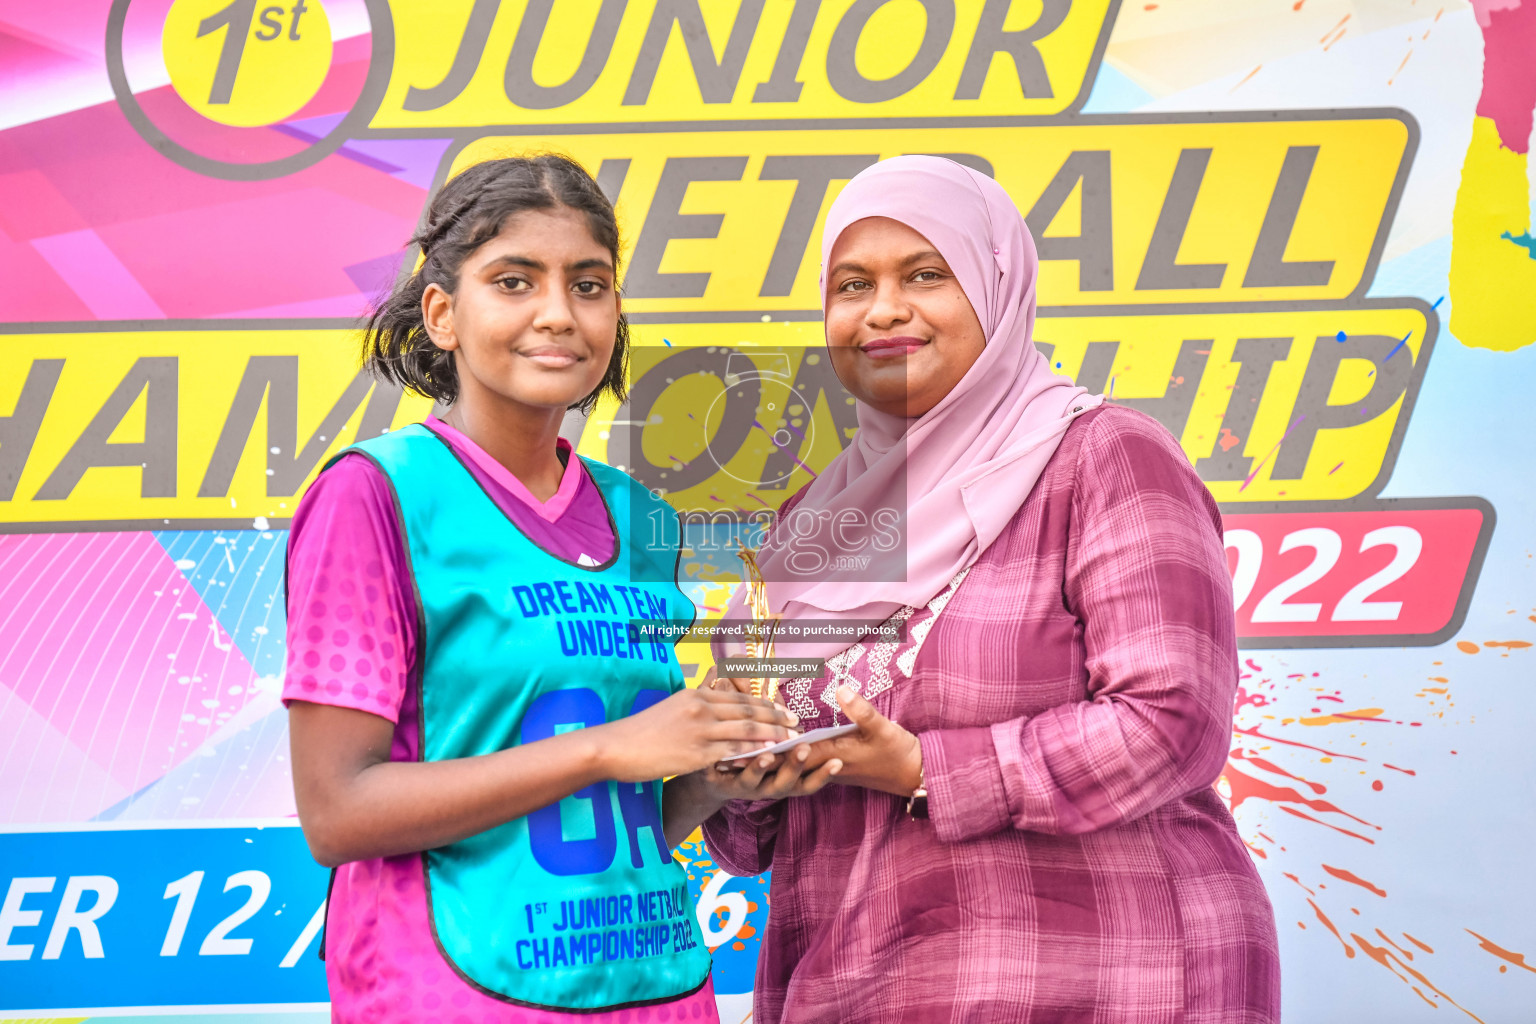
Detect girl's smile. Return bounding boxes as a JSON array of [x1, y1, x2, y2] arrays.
[[518, 344, 584, 369]]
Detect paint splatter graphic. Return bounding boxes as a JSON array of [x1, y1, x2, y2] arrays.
[[675, 833, 772, 994], [1499, 231, 1536, 257], [1223, 646, 1534, 1018]]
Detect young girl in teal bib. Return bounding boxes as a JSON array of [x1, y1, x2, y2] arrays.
[[284, 155, 836, 1022]]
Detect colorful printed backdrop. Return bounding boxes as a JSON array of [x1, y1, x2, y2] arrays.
[[2, 1, 1534, 1021]]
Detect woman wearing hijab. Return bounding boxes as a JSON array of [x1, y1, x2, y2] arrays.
[[700, 156, 1280, 1023]]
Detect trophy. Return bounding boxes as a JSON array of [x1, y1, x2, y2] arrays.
[[735, 542, 780, 703]]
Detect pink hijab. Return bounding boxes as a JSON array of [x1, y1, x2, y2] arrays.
[[721, 156, 1102, 661]]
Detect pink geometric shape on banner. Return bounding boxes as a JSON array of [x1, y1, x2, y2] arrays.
[[31, 227, 167, 319], [0, 222, 93, 320], [0, 89, 431, 321], [344, 250, 406, 295], [344, 137, 454, 189], [132, 82, 314, 164], [0, 682, 132, 823], [112, 704, 300, 822], [2, 96, 423, 232], [0, 169, 88, 240], [0, 1, 132, 63], [286, 29, 374, 122], [0, 22, 93, 88], [219, 293, 373, 319], [0, 21, 96, 116], [0, 532, 258, 821], [95, 188, 420, 317], [180, 706, 300, 820], [0, 0, 169, 132]]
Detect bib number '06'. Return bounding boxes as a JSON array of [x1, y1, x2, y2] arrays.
[[520, 688, 671, 876]]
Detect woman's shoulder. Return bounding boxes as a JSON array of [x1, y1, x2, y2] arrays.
[[777, 480, 816, 516], [1059, 402, 1190, 470], [1056, 402, 1222, 530]]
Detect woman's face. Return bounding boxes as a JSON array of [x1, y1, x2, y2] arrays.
[[824, 217, 986, 419], [424, 207, 617, 416]]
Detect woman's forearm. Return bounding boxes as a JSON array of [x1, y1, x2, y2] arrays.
[[661, 772, 729, 849]]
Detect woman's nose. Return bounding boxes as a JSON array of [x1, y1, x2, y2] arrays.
[[865, 282, 911, 327]]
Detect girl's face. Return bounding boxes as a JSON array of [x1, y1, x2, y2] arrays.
[[824, 217, 986, 419], [424, 207, 618, 416]]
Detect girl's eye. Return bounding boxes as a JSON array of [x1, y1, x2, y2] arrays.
[[573, 280, 607, 295], [495, 276, 530, 292]]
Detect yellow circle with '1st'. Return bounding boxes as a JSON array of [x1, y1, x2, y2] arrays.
[[163, 0, 332, 127]]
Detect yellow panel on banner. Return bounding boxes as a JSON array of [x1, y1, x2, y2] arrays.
[[373, 0, 1118, 127], [0, 301, 1426, 528], [581, 302, 1432, 510], [1032, 302, 1432, 503], [445, 113, 1411, 311], [0, 325, 431, 530]]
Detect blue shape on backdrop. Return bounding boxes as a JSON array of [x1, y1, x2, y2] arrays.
[[154, 530, 290, 682], [1079, 62, 1154, 113], [0, 825, 329, 1012], [95, 707, 295, 823]]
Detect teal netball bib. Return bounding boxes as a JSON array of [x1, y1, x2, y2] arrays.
[[335, 425, 710, 1012]]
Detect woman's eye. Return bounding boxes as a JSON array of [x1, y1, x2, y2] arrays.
[[573, 280, 607, 295], [838, 279, 868, 292], [495, 276, 530, 292], [913, 270, 942, 283]]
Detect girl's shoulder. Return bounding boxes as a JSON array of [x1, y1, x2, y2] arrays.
[[291, 451, 397, 535]]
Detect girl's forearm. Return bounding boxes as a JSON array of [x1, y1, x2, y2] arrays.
[[293, 685, 797, 866], [322, 757, 724, 866], [296, 727, 613, 867]]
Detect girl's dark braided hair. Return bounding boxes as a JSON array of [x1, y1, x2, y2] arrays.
[[363, 154, 630, 413]]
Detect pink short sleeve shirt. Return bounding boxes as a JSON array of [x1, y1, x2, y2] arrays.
[[283, 418, 717, 1023]]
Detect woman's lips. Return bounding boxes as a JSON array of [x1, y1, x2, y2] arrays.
[[859, 336, 928, 359], [520, 347, 580, 368]]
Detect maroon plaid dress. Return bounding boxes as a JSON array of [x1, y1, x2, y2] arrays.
[[704, 406, 1280, 1023]]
